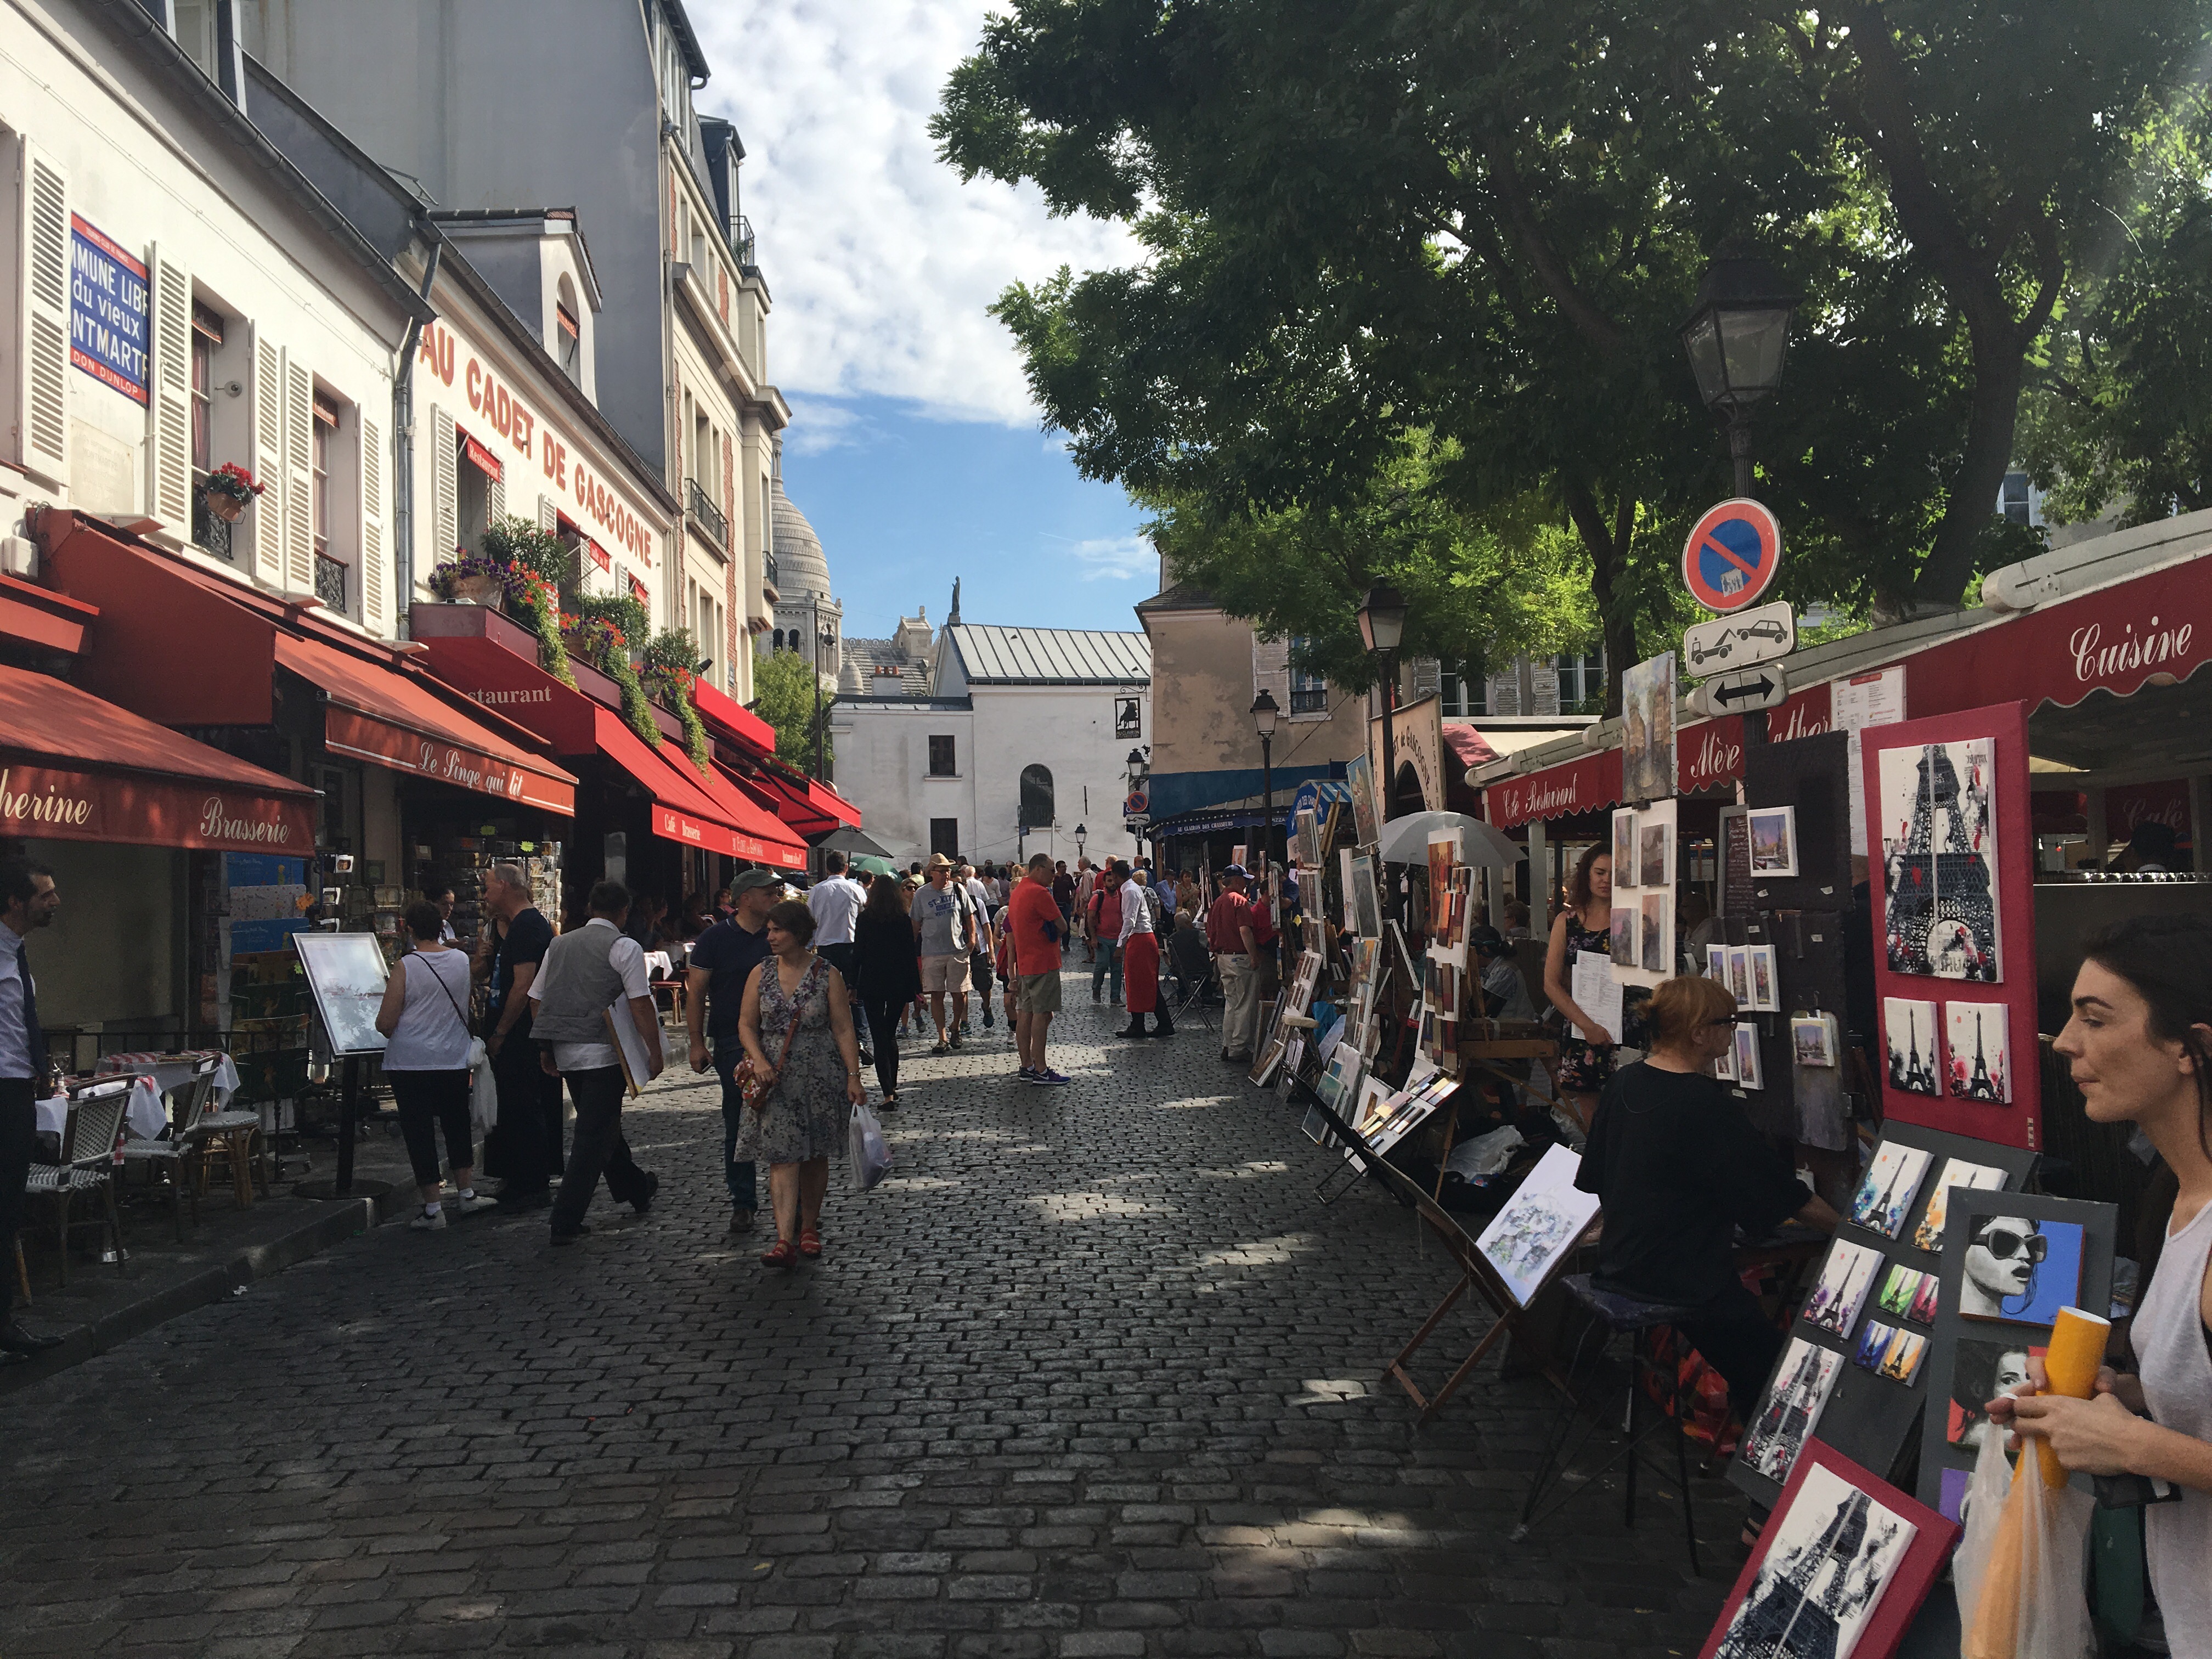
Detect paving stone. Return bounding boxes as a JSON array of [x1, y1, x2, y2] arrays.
[[0, 984, 1739, 1658]]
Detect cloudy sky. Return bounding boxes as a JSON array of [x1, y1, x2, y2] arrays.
[[689, 2, 1155, 642]]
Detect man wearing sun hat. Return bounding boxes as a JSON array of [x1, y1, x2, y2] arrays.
[[1205, 864, 1262, 1063]]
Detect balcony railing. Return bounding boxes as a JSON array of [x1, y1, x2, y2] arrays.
[[189, 486, 234, 562], [731, 214, 757, 269], [313, 552, 347, 614], [685, 478, 727, 549], [764, 550, 778, 588], [1290, 686, 1329, 715]]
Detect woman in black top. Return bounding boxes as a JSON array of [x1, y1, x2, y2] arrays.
[[851, 876, 923, 1108], [1575, 973, 1837, 1418]]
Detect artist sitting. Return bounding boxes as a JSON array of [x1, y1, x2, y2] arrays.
[[1575, 974, 1839, 1423]]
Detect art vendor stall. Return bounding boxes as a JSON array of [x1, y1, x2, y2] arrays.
[[1469, 509, 2212, 1655]]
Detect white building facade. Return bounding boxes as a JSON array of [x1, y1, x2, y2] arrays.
[[831, 599, 1151, 870]]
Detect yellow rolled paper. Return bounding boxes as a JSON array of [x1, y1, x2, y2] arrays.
[[2035, 1305, 2111, 1488]]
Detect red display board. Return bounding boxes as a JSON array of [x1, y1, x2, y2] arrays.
[[1859, 701, 2041, 1150]]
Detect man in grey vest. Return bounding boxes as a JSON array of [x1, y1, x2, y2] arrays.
[[529, 879, 663, 1244]]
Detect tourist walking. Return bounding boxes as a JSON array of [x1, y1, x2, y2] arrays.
[[958, 863, 998, 1031], [1206, 863, 1262, 1063], [1090, 861, 1125, 1004], [0, 857, 62, 1358], [529, 881, 663, 1244], [734, 900, 867, 1268], [481, 861, 562, 1211], [851, 874, 921, 1107], [1543, 844, 1617, 1132], [374, 900, 492, 1230], [1006, 852, 1070, 1085], [1117, 860, 1173, 1039], [806, 852, 866, 985], [687, 867, 782, 1233], [913, 855, 974, 1051]]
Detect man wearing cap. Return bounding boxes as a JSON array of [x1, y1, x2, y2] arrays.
[[687, 867, 782, 1233], [1205, 864, 1262, 1063], [1471, 926, 1536, 1022], [913, 854, 974, 1053]]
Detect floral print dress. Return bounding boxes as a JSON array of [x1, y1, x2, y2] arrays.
[[732, 957, 849, 1164]]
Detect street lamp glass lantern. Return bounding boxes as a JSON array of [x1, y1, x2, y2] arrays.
[[1679, 249, 1798, 415], [1126, 747, 1149, 782], [1250, 687, 1280, 738], [1357, 582, 1408, 654]]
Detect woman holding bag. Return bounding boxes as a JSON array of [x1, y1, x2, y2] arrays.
[[374, 900, 492, 1231], [735, 899, 867, 1268]]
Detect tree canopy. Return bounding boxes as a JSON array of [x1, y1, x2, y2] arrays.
[[938, 1, 2212, 710], [751, 648, 831, 772]]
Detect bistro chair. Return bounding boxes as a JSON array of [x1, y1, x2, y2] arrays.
[[118, 1053, 222, 1240], [1508, 1273, 1705, 1574], [22, 1078, 133, 1288], [195, 1090, 269, 1211]]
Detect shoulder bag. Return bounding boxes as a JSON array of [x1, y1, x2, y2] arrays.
[[735, 958, 815, 1111], [410, 949, 488, 1074]]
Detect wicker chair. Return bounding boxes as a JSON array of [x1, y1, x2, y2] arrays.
[[22, 1079, 132, 1287], [118, 1054, 222, 1240], [194, 1082, 269, 1209]]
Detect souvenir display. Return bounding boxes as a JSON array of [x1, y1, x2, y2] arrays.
[[1640, 893, 1668, 973], [1472, 1144, 1600, 1308], [1874, 1325, 1927, 1385], [1345, 752, 1380, 850], [1874, 736, 2001, 982], [1610, 905, 1636, 961], [1853, 1318, 1898, 1373], [1639, 819, 1672, 888], [1750, 944, 1779, 1012], [1909, 1157, 2006, 1255], [1804, 1240, 1884, 1339], [1314, 1043, 1364, 1114], [1349, 855, 1383, 940], [1713, 1029, 1738, 1083], [1875, 1265, 1921, 1321], [1882, 997, 1941, 1097], [1733, 1022, 1765, 1089], [1621, 651, 1677, 802], [1792, 1015, 1838, 1068], [1613, 808, 1637, 883], [1739, 1338, 1843, 1484], [1707, 943, 1728, 983], [1943, 1001, 2010, 1103], [1295, 807, 1322, 868], [1607, 798, 1678, 989], [1728, 947, 1752, 1009], [1906, 1273, 1942, 1327], [1746, 804, 1799, 877], [1848, 1142, 1933, 1238]]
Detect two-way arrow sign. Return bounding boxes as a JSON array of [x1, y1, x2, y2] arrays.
[[1689, 665, 1788, 718]]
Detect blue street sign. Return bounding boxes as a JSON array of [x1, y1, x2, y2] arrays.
[[1681, 498, 1784, 613]]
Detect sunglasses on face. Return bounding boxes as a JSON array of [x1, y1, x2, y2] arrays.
[[1973, 1227, 2047, 1263]]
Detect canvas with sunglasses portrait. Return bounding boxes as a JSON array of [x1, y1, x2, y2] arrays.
[[1955, 1211, 2083, 1326]]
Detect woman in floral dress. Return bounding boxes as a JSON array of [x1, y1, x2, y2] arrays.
[[1542, 844, 1616, 1133], [736, 899, 867, 1267]]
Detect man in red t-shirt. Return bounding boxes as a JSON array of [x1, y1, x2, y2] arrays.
[[1006, 853, 1070, 1086], [1205, 864, 1263, 1062]]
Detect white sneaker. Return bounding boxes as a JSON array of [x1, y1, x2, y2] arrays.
[[451, 1192, 498, 1216], [408, 1207, 447, 1231]]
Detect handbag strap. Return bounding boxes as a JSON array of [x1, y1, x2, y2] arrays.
[[407, 949, 475, 1037], [766, 956, 817, 1073]]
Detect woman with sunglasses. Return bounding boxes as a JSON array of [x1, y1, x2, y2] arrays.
[[1985, 913, 2212, 1654], [1575, 974, 1838, 1424], [1958, 1215, 2046, 1318]]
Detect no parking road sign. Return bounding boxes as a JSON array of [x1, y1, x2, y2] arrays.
[[1681, 498, 1782, 614]]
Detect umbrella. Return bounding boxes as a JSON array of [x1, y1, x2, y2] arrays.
[[849, 854, 899, 878], [820, 825, 896, 860], [1378, 810, 1523, 870]]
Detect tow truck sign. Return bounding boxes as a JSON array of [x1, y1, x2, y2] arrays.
[[1682, 601, 1796, 674]]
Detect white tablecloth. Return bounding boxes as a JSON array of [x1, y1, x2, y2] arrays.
[[35, 1096, 66, 1137], [35, 1083, 166, 1142], [644, 951, 675, 980], [95, 1050, 242, 1107]]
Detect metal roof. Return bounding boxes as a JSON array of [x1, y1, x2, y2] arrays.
[[947, 625, 1150, 686]]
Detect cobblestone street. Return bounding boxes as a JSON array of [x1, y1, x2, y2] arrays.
[[0, 977, 1742, 1658]]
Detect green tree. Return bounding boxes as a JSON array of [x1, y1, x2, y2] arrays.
[[752, 648, 830, 772]]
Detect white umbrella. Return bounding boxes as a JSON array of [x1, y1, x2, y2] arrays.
[[1377, 810, 1523, 870]]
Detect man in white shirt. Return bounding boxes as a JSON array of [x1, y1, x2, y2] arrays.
[[807, 852, 871, 1068], [0, 858, 63, 1356], [529, 879, 663, 1244]]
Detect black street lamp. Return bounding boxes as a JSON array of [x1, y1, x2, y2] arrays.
[[1250, 687, 1280, 872], [1358, 582, 1408, 824], [810, 622, 837, 780], [1074, 822, 1087, 862], [1126, 747, 1149, 861], [1679, 245, 1799, 498]]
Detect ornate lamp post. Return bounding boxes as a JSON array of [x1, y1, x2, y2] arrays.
[[1358, 582, 1408, 823], [1679, 246, 1799, 498], [1074, 822, 1087, 864], [1250, 687, 1280, 873]]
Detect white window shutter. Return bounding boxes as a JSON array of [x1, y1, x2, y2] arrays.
[[1251, 634, 1290, 711], [1409, 657, 1441, 701], [252, 330, 285, 580], [1531, 662, 1562, 716], [146, 246, 193, 538], [537, 493, 557, 529], [487, 470, 504, 525], [17, 137, 69, 481], [284, 357, 313, 591], [360, 415, 383, 631], [430, 404, 456, 561]]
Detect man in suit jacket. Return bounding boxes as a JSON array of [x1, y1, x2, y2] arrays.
[[0, 858, 64, 1358]]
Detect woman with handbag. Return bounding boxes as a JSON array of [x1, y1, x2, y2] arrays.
[[735, 899, 868, 1268], [374, 900, 494, 1231], [852, 874, 922, 1108]]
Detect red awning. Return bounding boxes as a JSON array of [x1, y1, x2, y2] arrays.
[[690, 678, 776, 758], [461, 433, 503, 482], [1485, 748, 1623, 830], [272, 636, 576, 815], [685, 757, 811, 867], [0, 663, 316, 852], [594, 712, 804, 867], [746, 768, 836, 835]]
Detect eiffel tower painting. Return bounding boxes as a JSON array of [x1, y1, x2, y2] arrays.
[[1946, 1000, 2012, 1104], [1715, 1463, 1919, 1659], [1876, 740, 2004, 982], [1884, 997, 1940, 1098], [1743, 1339, 1842, 1483]]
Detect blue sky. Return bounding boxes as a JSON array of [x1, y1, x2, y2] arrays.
[[691, 3, 1155, 644], [781, 398, 1155, 640]]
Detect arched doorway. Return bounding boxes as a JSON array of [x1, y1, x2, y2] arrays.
[[1390, 761, 1426, 820]]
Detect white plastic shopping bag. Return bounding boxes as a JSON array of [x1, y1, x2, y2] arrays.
[[848, 1101, 892, 1192], [1953, 1424, 2096, 1659], [467, 1038, 499, 1135]]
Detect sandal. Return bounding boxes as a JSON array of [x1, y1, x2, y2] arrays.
[[760, 1238, 798, 1269], [799, 1227, 822, 1258]]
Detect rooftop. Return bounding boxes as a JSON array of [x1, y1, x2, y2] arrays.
[[947, 624, 1150, 686]]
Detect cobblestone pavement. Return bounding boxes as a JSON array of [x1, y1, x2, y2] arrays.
[[0, 972, 1745, 1658]]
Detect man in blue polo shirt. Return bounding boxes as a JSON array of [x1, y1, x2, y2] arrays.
[[686, 868, 782, 1234]]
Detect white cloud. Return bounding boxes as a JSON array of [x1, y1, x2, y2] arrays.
[[1059, 533, 1155, 582], [691, 2, 1139, 429]]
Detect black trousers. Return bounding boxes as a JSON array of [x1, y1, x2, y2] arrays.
[[0, 1079, 32, 1323], [386, 1070, 473, 1187], [488, 1037, 565, 1193], [861, 996, 903, 1096], [1675, 1280, 1788, 1424], [550, 1066, 650, 1234]]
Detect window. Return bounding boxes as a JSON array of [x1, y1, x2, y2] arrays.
[[2000, 471, 2033, 527], [1556, 643, 1606, 715], [927, 735, 957, 777], [556, 298, 581, 385], [312, 392, 344, 612], [1288, 636, 1328, 714], [1115, 696, 1142, 738], [1441, 654, 1486, 718], [929, 818, 961, 859], [188, 301, 229, 560], [1020, 764, 1055, 830]]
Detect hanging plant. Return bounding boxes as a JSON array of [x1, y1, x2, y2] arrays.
[[566, 592, 658, 748], [425, 520, 577, 688], [642, 628, 712, 775]]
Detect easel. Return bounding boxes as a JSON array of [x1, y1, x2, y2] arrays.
[[333, 1056, 363, 1197]]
